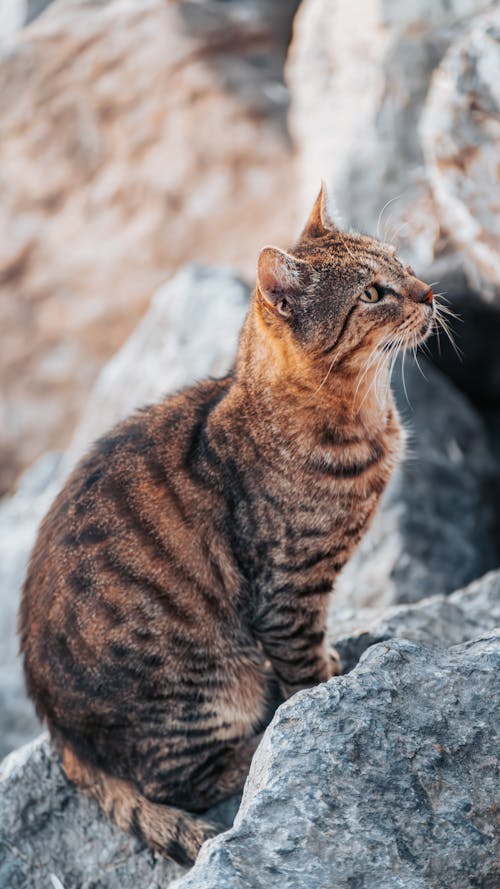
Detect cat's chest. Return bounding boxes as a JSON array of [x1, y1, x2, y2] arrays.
[[249, 416, 403, 587]]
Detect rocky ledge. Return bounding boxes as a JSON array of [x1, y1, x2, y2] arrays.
[[1, 570, 499, 889]]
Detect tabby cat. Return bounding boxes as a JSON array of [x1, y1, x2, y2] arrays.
[[19, 185, 434, 865]]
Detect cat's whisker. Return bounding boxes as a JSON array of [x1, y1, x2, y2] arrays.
[[388, 220, 409, 248], [314, 353, 338, 396], [433, 304, 463, 359], [400, 346, 411, 407], [353, 335, 393, 409], [376, 194, 402, 241]]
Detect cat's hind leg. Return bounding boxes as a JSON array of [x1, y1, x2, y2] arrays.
[[187, 733, 263, 810]]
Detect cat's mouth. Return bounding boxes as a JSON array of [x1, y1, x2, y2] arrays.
[[384, 308, 434, 356]]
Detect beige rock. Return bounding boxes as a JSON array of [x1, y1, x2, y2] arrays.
[[0, 0, 298, 494], [421, 9, 500, 300], [286, 0, 496, 281]]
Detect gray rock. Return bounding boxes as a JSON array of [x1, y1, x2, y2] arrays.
[[64, 264, 249, 470], [334, 568, 500, 673], [332, 356, 498, 633], [173, 632, 500, 889], [0, 735, 184, 889], [2, 571, 498, 888]]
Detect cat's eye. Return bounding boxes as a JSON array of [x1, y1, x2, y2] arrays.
[[360, 285, 382, 304]]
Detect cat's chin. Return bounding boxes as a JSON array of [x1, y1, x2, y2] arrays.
[[415, 315, 434, 344]]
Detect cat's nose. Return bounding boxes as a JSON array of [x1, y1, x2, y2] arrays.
[[408, 277, 433, 305]]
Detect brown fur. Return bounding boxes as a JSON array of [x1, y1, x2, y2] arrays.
[[19, 185, 434, 865]]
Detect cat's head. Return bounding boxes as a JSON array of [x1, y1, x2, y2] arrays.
[[255, 184, 434, 370]]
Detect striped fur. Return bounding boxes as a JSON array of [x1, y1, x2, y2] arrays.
[[19, 186, 434, 864]]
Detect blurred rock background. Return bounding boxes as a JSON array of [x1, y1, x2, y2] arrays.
[[1, 2, 499, 887]]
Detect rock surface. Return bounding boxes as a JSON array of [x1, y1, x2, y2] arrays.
[[334, 568, 500, 673], [173, 632, 500, 889], [287, 0, 499, 289], [0, 0, 298, 493], [3, 569, 498, 889], [421, 9, 500, 299]]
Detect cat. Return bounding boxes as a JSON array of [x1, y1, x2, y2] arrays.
[[19, 184, 435, 865]]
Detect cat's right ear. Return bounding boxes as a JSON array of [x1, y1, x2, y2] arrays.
[[257, 247, 310, 320], [301, 181, 338, 239]]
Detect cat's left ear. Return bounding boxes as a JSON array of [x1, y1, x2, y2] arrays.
[[257, 246, 311, 319], [301, 181, 338, 239]]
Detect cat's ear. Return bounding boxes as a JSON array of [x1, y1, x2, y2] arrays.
[[257, 246, 310, 319], [301, 181, 338, 239]]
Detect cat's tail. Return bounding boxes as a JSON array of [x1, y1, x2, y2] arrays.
[[60, 744, 220, 865]]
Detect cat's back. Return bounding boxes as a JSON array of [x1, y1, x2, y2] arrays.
[[19, 375, 236, 725]]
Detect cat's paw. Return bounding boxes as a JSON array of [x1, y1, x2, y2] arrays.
[[328, 646, 342, 676]]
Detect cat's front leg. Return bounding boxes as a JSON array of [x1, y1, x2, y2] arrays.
[[253, 596, 341, 700]]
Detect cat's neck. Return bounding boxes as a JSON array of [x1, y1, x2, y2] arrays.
[[234, 305, 396, 442]]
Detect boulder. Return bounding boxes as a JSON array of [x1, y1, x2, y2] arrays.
[[2, 572, 499, 889], [0, 0, 298, 493], [286, 0, 499, 288], [173, 632, 500, 889], [334, 568, 500, 673], [421, 9, 500, 299]]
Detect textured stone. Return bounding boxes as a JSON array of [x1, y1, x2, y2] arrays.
[[0, 0, 298, 493], [173, 632, 500, 889], [287, 0, 498, 285], [0, 735, 184, 889], [334, 568, 500, 673], [421, 9, 500, 300]]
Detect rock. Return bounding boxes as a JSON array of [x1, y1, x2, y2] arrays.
[[421, 9, 500, 300], [334, 568, 500, 673], [173, 632, 500, 889], [3, 572, 499, 889], [0, 0, 298, 493], [286, 0, 498, 285], [331, 356, 498, 632], [0, 1, 26, 44], [64, 263, 250, 469]]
